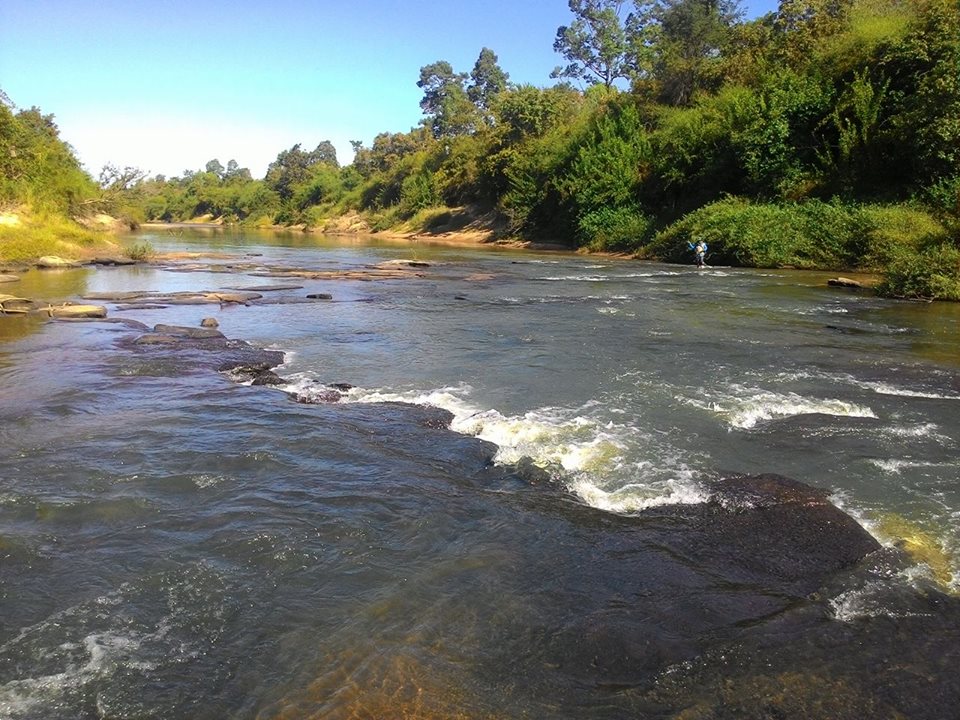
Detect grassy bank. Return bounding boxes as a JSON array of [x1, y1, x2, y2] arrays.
[[0, 209, 119, 265]]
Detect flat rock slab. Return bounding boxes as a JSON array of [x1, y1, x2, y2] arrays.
[[0, 294, 34, 314], [153, 323, 225, 339], [83, 290, 263, 305], [252, 296, 336, 305], [120, 329, 285, 377], [84, 257, 139, 266], [828, 277, 867, 289], [36, 256, 79, 269], [84, 291, 147, 301], [47, 304, 108, 319], [0, 274, 20, 283], [226, 284, 305, 292]]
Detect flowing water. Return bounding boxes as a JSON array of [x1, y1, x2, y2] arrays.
[[2, 228, 960, 718]]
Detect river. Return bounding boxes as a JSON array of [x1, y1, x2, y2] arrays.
[[1, 227, 959, 718]]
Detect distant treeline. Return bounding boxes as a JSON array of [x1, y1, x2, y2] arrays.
[[1, 0, 958, 298]]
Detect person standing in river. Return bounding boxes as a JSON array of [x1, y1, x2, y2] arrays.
[[688, 238, 708, 268]]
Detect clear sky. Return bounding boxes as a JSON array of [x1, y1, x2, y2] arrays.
[[1, 0, 780, 179]]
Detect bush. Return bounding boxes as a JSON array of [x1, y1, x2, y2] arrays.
[[577, 207, 652, 252], [877, 241, 960, 300], [857, 205, 948, 267], [123, 240, 154, 261], [648, 197, 825, 268], [647, 197, 948, 271]]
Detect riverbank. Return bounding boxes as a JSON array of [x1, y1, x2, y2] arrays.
[[0, 208, 134, 267], [141, 195, 959, 301]]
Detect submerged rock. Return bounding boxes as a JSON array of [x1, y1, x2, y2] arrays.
[[153, 323, 225, 339], [222, 362, 286, 386], [693, 473, 881, 587], [0, 274, 20, 283]]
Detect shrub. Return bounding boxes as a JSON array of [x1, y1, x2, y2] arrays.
[[877, 241, 960, 300], [648, 197, 948, 271], [577, 207, 652, 252], [123, 240, 154, 261]]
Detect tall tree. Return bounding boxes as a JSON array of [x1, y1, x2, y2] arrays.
[[653, 0, 744, 105], [418, 61, 477, 137], [205, 158, 225, 178], [552, 0, 633, 88], [468, 48, 510, 116]]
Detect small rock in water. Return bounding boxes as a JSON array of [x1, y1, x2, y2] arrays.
[[306, 293, 333, 300], [200, 317, 219, 328], [296, 388, 343, 404], [514, 456, 556, 486], [47, 304, 108, 319], [36, 255, 77, 269], [827, 277, 864, 289], [0, 274, 20, 283], [153, 323, 225, 339], [222, 362, 285, 386], [327, 382, 354, 391]]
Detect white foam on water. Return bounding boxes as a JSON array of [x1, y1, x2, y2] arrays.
[[539, 275, 608, 282], [685, 385, 877, 429], [190, 473, 228, 488], [0, 630, 154, 718], [795, 305, 849, 316], [867, 458, 959, 475], [858, 380, 960, 400], [829, 582, 934, 623], [569, 473, 708, 513], [825, 373, 960, 400], [884, 422, 949, 441], [324, 383, 706, 513]]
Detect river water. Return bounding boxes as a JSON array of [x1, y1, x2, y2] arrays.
[[2, 228, 959, 718]]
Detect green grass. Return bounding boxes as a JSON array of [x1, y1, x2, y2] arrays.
[[0, 210, 112, 264]]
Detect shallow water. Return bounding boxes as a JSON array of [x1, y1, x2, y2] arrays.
[[2, 228, 959, 718]]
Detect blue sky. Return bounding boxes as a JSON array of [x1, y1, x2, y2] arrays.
[[1, 0, 779, 179]]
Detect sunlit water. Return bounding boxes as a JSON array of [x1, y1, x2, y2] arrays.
[[2, 228, 959, 718]]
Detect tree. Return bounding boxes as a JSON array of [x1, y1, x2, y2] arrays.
[[492, 84, 583, 142], [418, 61, 477, 137], [205, 158, 225, 178], [653, 0, 745, 105], [264, 141, 339, 200], [551, 0, 633, 88], [775, 0, 853, 64], [313, 140, 339, 168], [468, 48, 510, 118], [224, 159, 253, 183]]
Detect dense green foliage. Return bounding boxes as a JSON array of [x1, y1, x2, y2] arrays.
[[0, 93, 120, 261], [37, 0, 955, 298], [0, 94, 98, 214]]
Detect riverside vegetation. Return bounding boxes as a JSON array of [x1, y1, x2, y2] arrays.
[[2, 0, 959, 299]]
